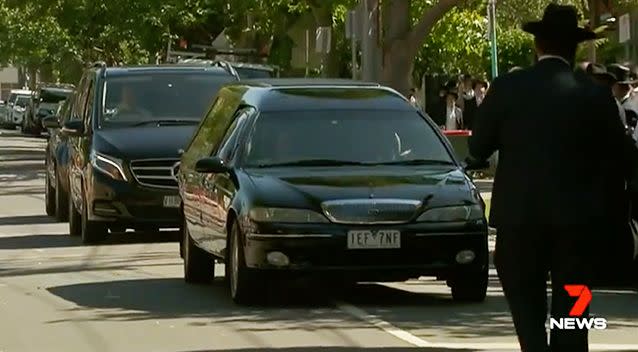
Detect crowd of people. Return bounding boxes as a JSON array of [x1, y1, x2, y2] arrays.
[[410, 75, 489, 131], [407, 62, 638, 136]]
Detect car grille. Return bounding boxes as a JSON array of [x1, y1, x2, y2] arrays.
[[129, 159, 180, 189], [320, 199, 422, 224]]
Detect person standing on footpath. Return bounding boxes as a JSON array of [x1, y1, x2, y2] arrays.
[[468, 4, 637, 352]]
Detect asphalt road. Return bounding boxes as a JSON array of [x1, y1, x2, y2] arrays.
[[0, 129, 637, 352]]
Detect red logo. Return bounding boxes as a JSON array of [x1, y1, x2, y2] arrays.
[[564, 285, 592, 317]]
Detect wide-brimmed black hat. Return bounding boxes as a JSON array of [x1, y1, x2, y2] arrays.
[[607, 64, 638, 84], [522, 3, 597, 42], [586, 63, 617, 83]]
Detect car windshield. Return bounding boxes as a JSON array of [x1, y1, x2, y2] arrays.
[[100, 73, 235, 125], [15, 96, 29, 107], [243, 109, 454, 167], [40, 89, 72, 103]]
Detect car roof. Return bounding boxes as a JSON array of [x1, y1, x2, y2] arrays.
[[222, 80, 412, 112], [99, 64, 235, 77], [238, 78, 381, 87]]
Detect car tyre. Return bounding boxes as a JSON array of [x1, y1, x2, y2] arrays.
[[80, 195, 108, 244], [44, 170, 56, 217], [68, 190, 82, 237], [228, 221, 262, 305], [54, 171, 69, 222], [183, 218, 215, 283], [450, 270, 488, 302]]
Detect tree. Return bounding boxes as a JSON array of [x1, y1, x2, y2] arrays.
[[380, 0, 462, 95]]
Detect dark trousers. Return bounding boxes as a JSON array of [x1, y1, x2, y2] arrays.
[[495, 226, 595, 352]]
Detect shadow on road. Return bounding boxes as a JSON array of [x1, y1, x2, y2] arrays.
[[0, 230, 178, 250], [43, 276, 514, 339], [0, 146, 45, 162], [0, 214, 57, 226], [44, 275, 638, 339]]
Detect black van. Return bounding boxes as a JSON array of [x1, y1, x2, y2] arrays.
[[48, 62, 239, 244]]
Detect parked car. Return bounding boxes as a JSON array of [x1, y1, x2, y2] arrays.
[[47, 62, 239, 244], [23, 84, 74, 135], [177, 78, 489, 304], [43, 94, 75, 220], [9, 95, 30, 128], [1, 89, 32, 128]]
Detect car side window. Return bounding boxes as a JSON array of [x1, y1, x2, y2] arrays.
[[216, 107, 252, 163], [182, 89, 241, 167], [69, 75, 87, 121], [83, 79, 95, 131]]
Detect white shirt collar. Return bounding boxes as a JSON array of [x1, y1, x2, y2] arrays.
[[538, 55, 570, 66]]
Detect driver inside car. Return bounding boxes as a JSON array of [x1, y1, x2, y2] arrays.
[[112, 86, 151, 119]]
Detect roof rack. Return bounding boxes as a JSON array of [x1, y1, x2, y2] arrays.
[[212, 60, 240, 80]]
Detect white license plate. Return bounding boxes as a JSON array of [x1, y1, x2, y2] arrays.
[[163, 195, 181, 208], [347, 230, 401, 249]]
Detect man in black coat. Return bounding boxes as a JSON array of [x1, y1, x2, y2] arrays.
[[469, 4, 636, 352]]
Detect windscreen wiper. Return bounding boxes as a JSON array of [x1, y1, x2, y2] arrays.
[[257, 159, 367, 167], [366, 159, 456, 166], [130, 119, 198, 127]]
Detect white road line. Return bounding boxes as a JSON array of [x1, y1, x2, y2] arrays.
[[335, 301, 431, 347], [336, 301, 638, 351]]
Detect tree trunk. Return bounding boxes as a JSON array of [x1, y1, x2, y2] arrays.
[[309, 2, 340, 77], [39, 63, 55, 83], [381, 0, 460, 95]]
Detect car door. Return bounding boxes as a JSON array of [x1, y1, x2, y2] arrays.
[[180, 89, 242, 246], [202, 107, 253, 255], [68, 74, 91, 210], [53, 95, 75, 193]]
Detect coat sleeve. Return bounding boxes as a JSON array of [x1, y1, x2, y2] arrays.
[[468, 77, 505, 161]]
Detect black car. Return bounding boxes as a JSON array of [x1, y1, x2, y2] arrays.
[[46, 62, 239, 244], [177, 79, 489, 304], [23, 84, 74, 135], [43, 94, 75, 220]]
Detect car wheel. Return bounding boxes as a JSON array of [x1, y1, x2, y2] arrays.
[[68, 190, 81, 237], [80, 195, 108, 244], [44, 170, 56, 216], [450, 270, 488, 302], [183, 217, 215, 283], [54, 172, 69, 222], [228, 220, 262, 305]]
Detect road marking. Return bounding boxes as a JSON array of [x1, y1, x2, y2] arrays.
[[336, 301, 638, 351], [335, 301, 431, 347]]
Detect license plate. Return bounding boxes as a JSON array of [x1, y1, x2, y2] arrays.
[[347, 230, 401, 249], [163, 195, 181, 208]]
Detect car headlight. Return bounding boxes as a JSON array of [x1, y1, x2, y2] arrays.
[[416, 205, 484, 222], [249, 207, 329, 223], [90, 151, 127, 181]]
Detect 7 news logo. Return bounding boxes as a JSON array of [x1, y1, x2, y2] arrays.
[[549, 285, 608, 330]]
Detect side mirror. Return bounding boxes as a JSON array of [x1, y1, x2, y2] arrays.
[[61, 120, 85, 136], [42, 116, 60, 129], [195, 157, 228, 173]]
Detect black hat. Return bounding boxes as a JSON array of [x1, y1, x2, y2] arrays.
[[586, 63, 617, 83], [445, 87, 459, 99], [607, 64, 637, 84], [522, 3, 597, 43]]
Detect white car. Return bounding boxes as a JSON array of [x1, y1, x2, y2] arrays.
[[7, 95, 30, 128], [2, 89, 32, 128]]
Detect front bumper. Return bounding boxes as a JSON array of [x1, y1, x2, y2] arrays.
[[243, 222, 488, 281], [86, 167, 181, 228]]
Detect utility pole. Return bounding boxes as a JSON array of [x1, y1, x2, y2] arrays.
[[487, 0, 499, 78], [360, 0, 381, 82]]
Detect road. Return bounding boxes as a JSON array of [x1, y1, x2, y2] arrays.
[[0, 129, 637, 352]]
